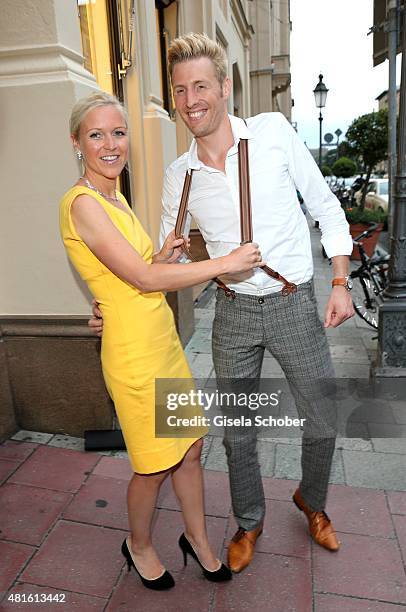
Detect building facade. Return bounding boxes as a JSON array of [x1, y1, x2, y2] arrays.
[[0, 0, 292, 439], [376, 87, 401, 113], [249, 0, 292, 118]]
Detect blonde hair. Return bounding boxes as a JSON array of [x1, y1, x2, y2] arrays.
[[70, 91, 128, 139], [168, 32, 228, 85]]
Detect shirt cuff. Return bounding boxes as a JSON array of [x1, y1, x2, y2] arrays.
[[320, 233, 353, 259]]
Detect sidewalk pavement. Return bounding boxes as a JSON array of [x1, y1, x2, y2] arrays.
[[1, 221, 406, 611]]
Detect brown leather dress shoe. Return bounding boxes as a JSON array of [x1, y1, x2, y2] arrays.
[[293, 488, 340, 551], [227, 526, 263, 573]]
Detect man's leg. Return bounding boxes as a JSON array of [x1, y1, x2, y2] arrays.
[[212, 290, 266, 531], [261, 280, 340, 550]]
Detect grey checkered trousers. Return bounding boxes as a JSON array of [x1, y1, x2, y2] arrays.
[[212, 279, 337, 531]]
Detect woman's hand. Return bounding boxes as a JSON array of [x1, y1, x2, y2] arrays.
[[88, 298, 103, 337], [224, 242, 265, 274], [153, 230, 190, 263]]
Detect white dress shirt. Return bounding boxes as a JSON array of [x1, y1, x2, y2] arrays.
[[160, 112, 352, 295]]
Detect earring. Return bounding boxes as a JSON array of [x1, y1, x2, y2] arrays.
[[76, 150, 83, 160]]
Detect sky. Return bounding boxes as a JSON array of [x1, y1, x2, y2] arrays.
[[290, 0, 402, 149]]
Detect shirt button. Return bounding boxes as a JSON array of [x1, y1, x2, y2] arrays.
[[258, 297, 265, 304]]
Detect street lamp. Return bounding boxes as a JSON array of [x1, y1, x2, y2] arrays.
[[313, 74, 329, 168]]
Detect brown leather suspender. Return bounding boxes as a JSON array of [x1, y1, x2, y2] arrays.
[[238, 137, 253, 244], [238, 139, 297, 297], [174, 137, 297, 298], [174, 170, 235, 297]]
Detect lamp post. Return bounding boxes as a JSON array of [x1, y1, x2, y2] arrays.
[[313, 74, 329, 168]]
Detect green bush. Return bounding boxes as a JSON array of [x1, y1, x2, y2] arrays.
[[344, 205, 387, 224], [332, 157, 357, 178]]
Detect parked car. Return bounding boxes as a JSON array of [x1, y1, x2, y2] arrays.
[[354, 179, 388, 212]]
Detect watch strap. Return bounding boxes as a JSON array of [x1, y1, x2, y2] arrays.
[[332, 277, 348, 288]]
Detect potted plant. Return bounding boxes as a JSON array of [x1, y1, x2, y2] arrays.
[[344, 206, 387, 260]]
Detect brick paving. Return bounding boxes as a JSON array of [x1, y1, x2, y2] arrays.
[[1, 222, 406, 610], [1, 449, 406, 611]]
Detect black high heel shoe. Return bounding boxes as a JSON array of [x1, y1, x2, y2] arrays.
[[178, 533, 232, 582], [121, 537, 175, 590]]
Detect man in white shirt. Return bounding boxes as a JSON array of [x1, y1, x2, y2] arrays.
[[162, 33, 354, 573]]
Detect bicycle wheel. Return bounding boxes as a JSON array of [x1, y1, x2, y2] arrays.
[[351, 271, 383, 329]]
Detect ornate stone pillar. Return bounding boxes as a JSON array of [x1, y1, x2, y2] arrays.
[[0, 0, 98, 317], [0, 0, 113, 438], [374, 5, 406, 376]]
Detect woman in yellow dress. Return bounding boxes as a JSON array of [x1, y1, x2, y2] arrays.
[[60, 92, 263, 590]]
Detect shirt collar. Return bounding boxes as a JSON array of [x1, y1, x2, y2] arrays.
[[187, 114, 253, 171]]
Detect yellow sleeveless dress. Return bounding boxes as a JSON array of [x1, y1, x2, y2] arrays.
[[59, 186, 206, 473]]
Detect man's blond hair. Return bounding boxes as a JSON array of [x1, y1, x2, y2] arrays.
[[168, 32, 228, 85]]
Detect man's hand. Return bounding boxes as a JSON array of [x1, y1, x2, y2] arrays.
[[153, 230, 190, 264], [88, 298, 103, 337], [324, 286, 355, 328]]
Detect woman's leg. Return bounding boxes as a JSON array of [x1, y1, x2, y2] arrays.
[[171, 439, 220, 570], [127, 469, 169, 578]]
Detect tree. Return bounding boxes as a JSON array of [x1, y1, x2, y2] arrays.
[[321, 165, 332, 177], [337, 140, 357, 161], [323, 141, 358, 170], [345, 109, 388, 210], [332, 156, 357, 178], [323, 148, 338, 169]]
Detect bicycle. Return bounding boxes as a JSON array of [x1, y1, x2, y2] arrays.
[[349, 223, 389, 329]]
